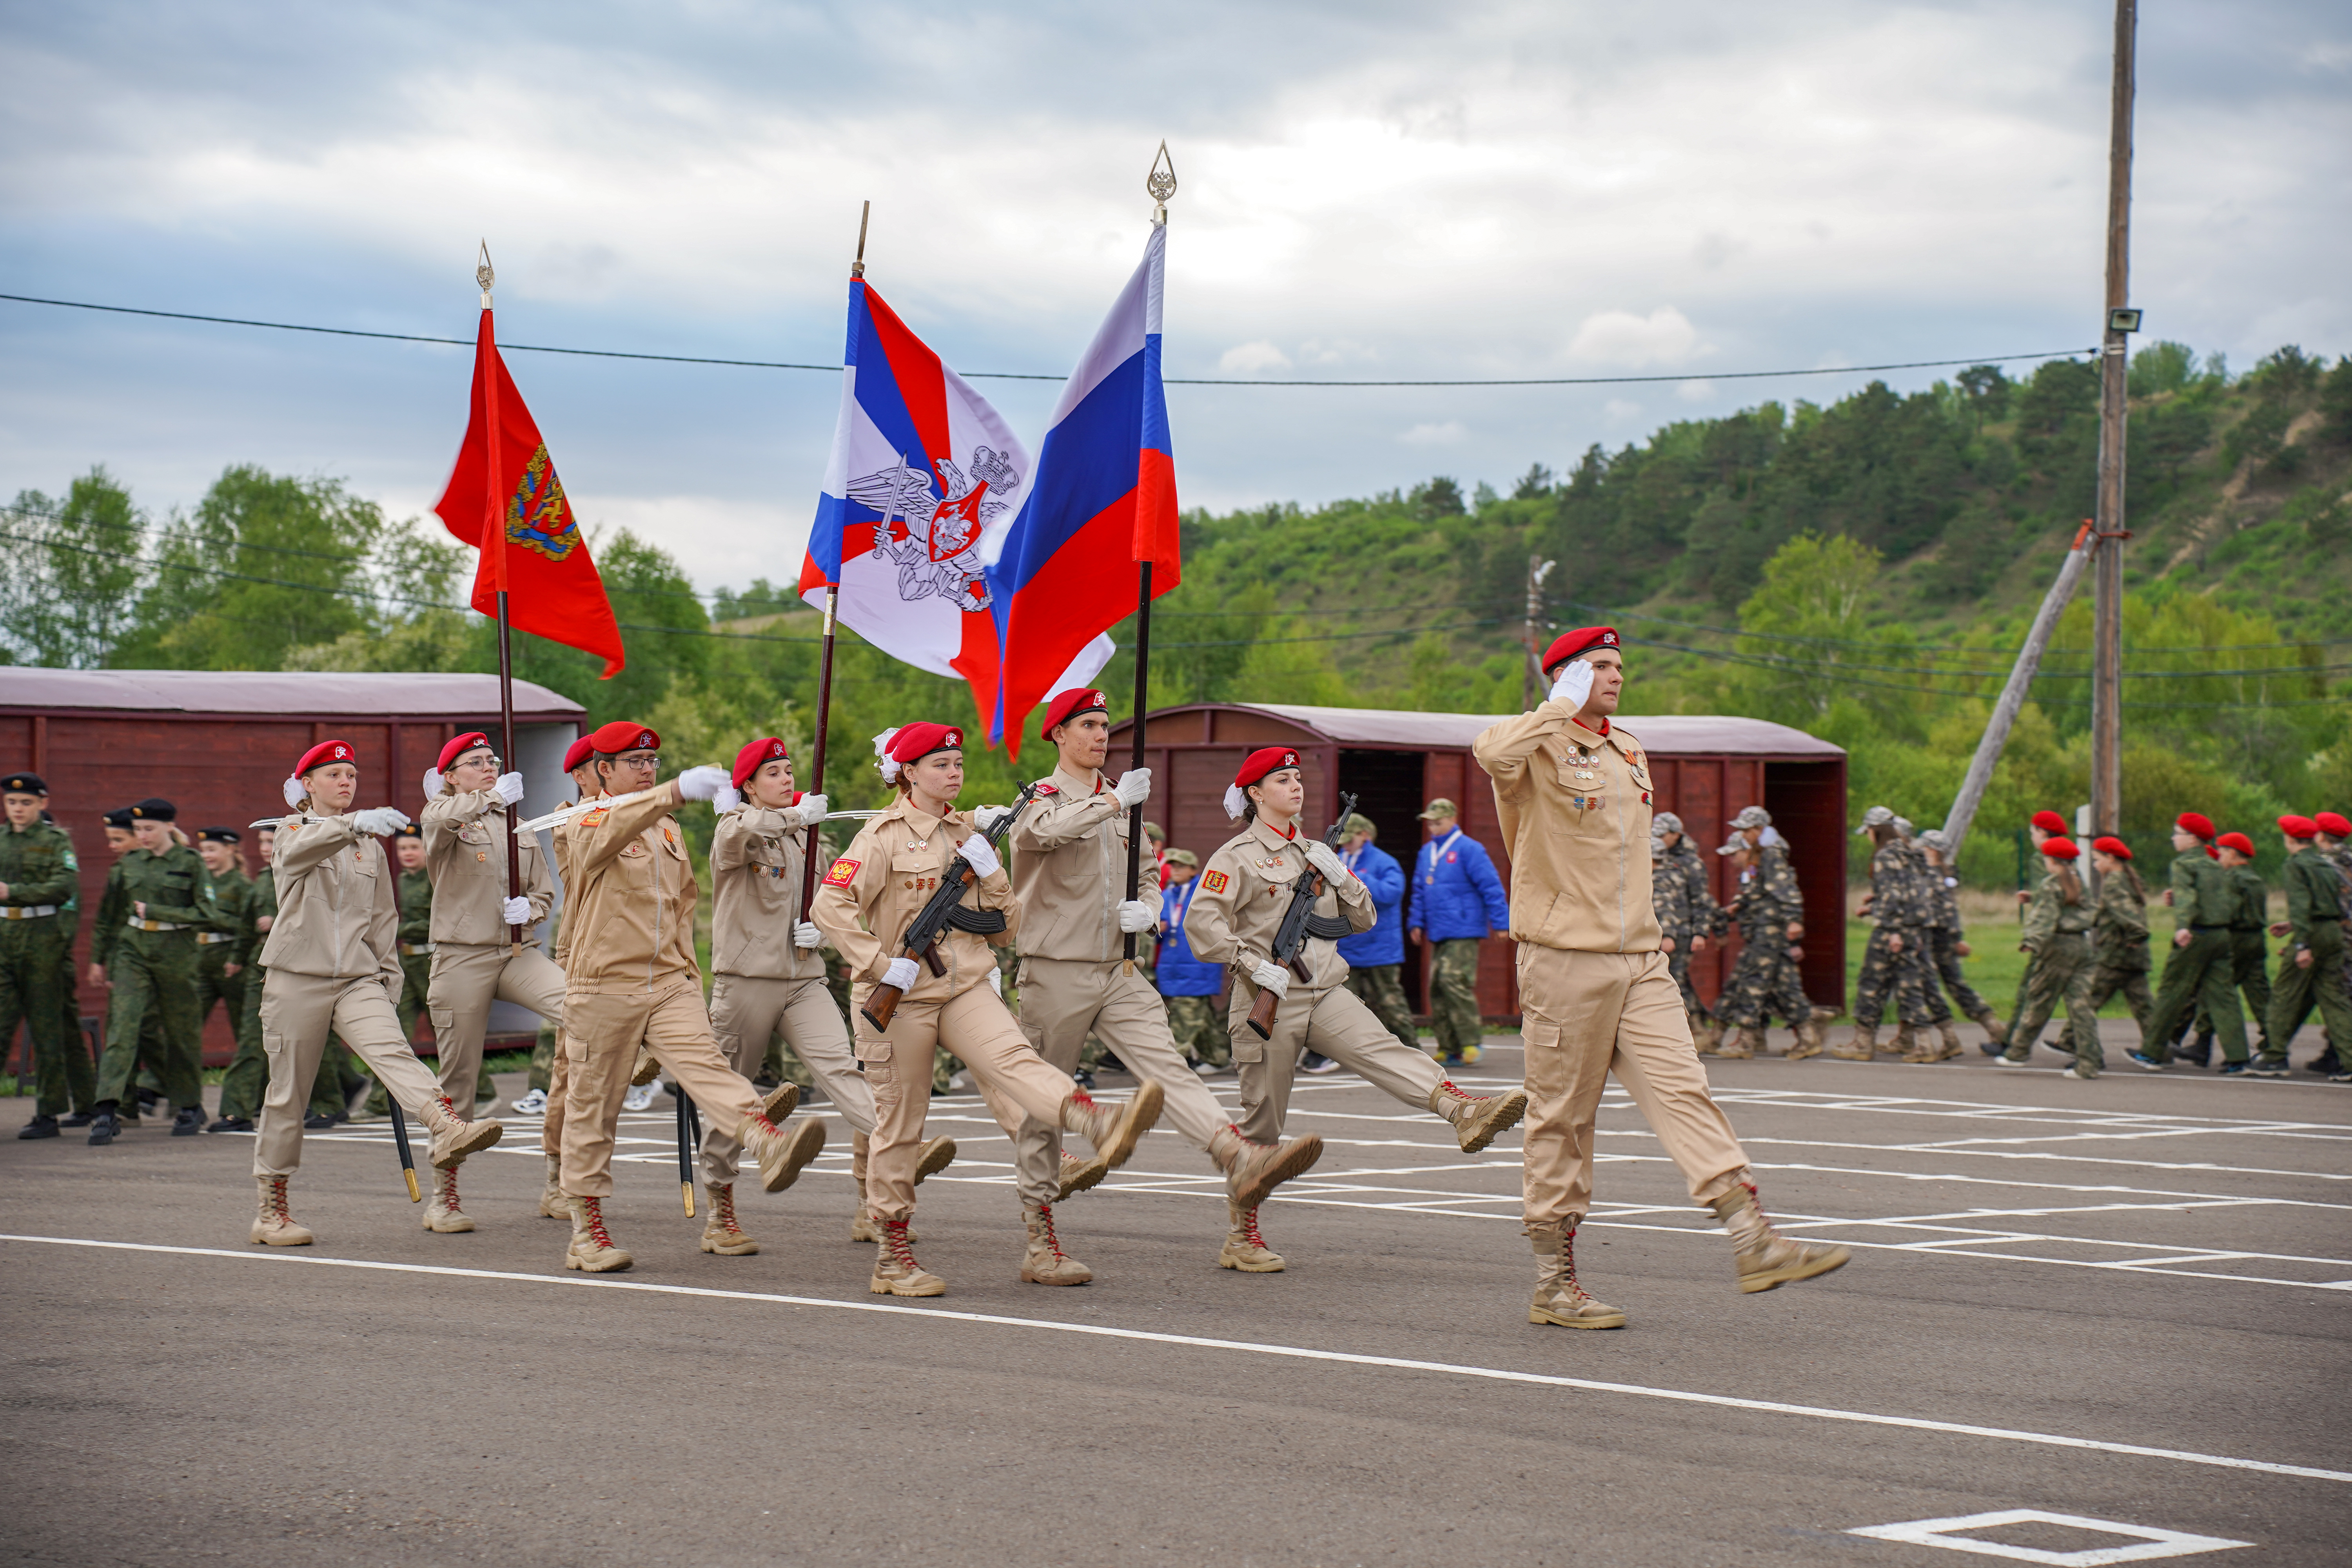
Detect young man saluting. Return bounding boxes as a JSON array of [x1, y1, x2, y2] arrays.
[[1473, 628, 1848, 1329]]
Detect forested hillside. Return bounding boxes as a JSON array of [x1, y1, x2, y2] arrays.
[[7, 342, 2348, 887]]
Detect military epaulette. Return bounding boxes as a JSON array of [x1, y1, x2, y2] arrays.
[[1034, 782, 1059, 796]]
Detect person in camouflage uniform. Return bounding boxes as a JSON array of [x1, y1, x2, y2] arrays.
[[52, 811, 99, 1128], [2000, 838, 2103, 1076], [210, 823, 277, 1131], [4, 773, 87, 1138], [2079, 837, 2155, 1042], [1711, 807, 1827, 1058], [87, 798, 218, 1143], [1914, 828, 2007, 1047], [2309, 812, 2352, 1077], [2216, 834, 2275, 1068], [2256, 815, 2351, 1078], [1838, 808, 1955, 1062], [191, 827, 252, 1076], [2131, 813, 2247, 1071], [1651, 813, 1728, 1049]]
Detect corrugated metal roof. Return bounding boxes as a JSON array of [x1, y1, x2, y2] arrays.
[[1216, 703, 1844, 757], [0, 668, 585, 718]]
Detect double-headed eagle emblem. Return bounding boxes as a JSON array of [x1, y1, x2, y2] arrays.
[[847, 448, 1020, 613]]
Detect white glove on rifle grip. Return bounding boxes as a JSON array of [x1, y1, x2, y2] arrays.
[[674, 765, 730, 802], [958, 832, 1000, 878], [501, 896, 532, 926], [1112, 768, 1152, 808], [793, 921, 823, 950], [351, 807, 411, 837], [1250, 960, 1291, 1000], [882, 956, 921, 992], [1116, 900, 1155, 933], [493, 771, 526, 806], [971, 804, 1013, 835], [1549, 658, 1595, 711], [1305, 840, 1347, 882]]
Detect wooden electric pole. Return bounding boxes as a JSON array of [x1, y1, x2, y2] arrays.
[[2090, 0, 2137, 850], [1523, 554, 1556, 708]]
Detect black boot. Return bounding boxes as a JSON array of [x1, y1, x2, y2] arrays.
[[207, 1115, 254, 1133], [136, 1087, 162, 1111], [18, 1114, 60, 1140], [60, 1107, 95, 1127], [87, 1105, 121, 1146], [302, 1111, 337, 1130], [172, 1106, 205, 1136], [2307, 1050, 2342, 1077], [2181, 1033, 2214, 1069]]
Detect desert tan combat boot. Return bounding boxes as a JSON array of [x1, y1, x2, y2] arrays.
[[1056, 1147, 1109, 1200], [760, 1082, 799, 1122], [564, 1195, 632, 1273], [1715, 1028, 1757, 1060], [249, 1174, 313, 1247], [423, 1167, 474, 1233], [1428, 1080, 1530, 1153], [1708, 1180, 1849, 1293], [1789, 1008, 1833, 1060], [1208, 1124, 1324, 1208], [1526, 1221, 1627, 1328], [1218, 1198, 1284, 1272], [1974, 1009, 2011, 1047], [1693, 1013, 1725, 1055], [1896, 1025, 1938, 1063], [421, 1094, 503, 1169], [1829, 1025, 1876, 1062], [871, 1218, 945, 1297], [537, 1152, 568, 1219], [852, 1134, 955, 1239], [1019, 1201, 1092, 1285], [1934, 1020, 1964, 1061], [741, 1112, 827, 1193], [699, 1181, 758, 1255], [1058, 1081, 1164, 1172]]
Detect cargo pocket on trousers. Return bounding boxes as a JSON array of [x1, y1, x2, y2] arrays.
[[856, 1038, 895, 1103], [428, 1006, 456, 1043]]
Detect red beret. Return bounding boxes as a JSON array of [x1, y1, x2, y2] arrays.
[[2030, 810, 2069, 836], [294, 739, 356, 776], [884, 723, 962, 765], [2278, 815, 2318, 840], [733, 737, 791, 789], [2175, 811, 2215, 840], [2316, 812, 2352, 838], [562, 736, 595, 773], [1541, 626, 1619, 676], [437, 732, 492, 772], [588, 720, 661, 755], [2042, 837, 2080, 860], [2091, 835, 2132, 860], [2216, 831, 2256, 857], [1042, 686, 1110, 736], [1234, 746, 1302, 789]]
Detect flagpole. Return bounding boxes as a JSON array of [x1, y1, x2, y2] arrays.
[[1122, 149, 1177, 975], [479, 244, 525, 952], [799, 203, 869, 919]]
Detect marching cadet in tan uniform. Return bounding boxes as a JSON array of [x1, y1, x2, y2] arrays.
[[702, 735, 953, 1255], [554, 720, 824, 1273], [1185, 746, 1528, 1271], [1472, 628, 1847, 1328], [250, 740, 503, 1246], [1004, 690, 1323, 1282], [416, 732, 565, 1232], [809, 722, 1164, 1297]]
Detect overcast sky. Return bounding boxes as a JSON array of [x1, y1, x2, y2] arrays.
[[4, 0, 2346, 595]]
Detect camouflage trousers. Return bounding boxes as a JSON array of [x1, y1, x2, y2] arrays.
[[1853, 927, 1950, 1028], [1344, 964, 1419, 1052], [2264, 924, 2351, 1066], [1428, 938, 1483, 1059], [1715, 935, 1817, 1029], [2005, 933, 2102, 1073], [1164, 993, 1228, 1067], [2143, 929, 2246, 1063], [1666, 944, 1710, 1020], [2082, 962, 2154, 1038], [1926, 929, 1995, 1021]]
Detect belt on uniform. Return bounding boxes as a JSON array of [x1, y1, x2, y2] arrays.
[[2187, 926, 2230, 935], [195, 931, 235, 945], [126, 918, 188, 932], [0, 904, 59, 919], [400, 942, 435, 955]]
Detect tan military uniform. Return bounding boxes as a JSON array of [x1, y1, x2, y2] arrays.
[[421, 785, 565, 1111], [1004, 766, 1233, 1203], [703, 799, 863, 1189], [1472, 704, 1749, 1226], [253, 815, 453, 1177], [1183, 815, 1445, 1140], [809, 796, 1076, 1222], [556, 780, 759, 1200]]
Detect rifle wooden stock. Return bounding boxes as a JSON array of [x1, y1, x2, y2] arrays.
[[1245, 985, 1279, 1040], [860, 980, 906, 1033]]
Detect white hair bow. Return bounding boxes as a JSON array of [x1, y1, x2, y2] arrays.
[[872, 728, 903, 783]]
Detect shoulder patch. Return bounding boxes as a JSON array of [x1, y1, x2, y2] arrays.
[[1202, 869, 1229, 893], [580, 807, 609, 827], [822, 857, 861, 888], [1034, 782, 1059, 796]]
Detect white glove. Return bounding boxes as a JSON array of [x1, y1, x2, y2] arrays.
[[958, 832, 1001, 878], [882, 956, 920, 992], [501, 896, 532, 926], [1549, 658, 1595, 711], [987, 964, 1004, 995], [793, 792, 828, 825], [674, 765, 729, 802], [1305, 840, 1347, 882], [1116, 900, 1155, 933], [793, 921, 822, 950], [1249, 960, 1291, 999], [711, 785, 741, 815], [971, 803, 1013, 835], [1112, 768, 1152, 808], [493, 771, 525, 806], [351, 807, 411, 836], [420, 768, 444, 800]]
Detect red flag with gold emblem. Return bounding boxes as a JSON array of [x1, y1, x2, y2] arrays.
[[434, 310, 626, 677]]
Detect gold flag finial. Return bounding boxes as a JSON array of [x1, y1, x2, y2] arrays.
[[476, 240, 495, 307], [1146, 141, 1177, 224]]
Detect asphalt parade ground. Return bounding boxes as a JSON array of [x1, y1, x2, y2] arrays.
[[5, 1024, 2347, 1567]]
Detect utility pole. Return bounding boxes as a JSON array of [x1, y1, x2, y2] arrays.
[[1523, 554, 1557, 708], [2090, 0, 2138, 857]]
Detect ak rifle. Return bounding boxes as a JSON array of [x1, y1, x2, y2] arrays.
[[860, 782, 1044, 1032], [1246, 793, 1358, 1040]]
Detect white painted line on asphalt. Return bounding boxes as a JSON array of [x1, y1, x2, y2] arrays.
[[6, 1232, 2346, 1485], [1847, 1508, 2252, 1563]]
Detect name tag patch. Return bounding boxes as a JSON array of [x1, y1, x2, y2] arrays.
[[822, 857, 860, 888]]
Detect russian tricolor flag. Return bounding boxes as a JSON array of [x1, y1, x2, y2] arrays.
[[984, 223, 1179, 753]]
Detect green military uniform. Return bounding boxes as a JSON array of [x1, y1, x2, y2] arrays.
[[57, 852, 97, 1120], [2005, 866, 2100, 1073], [2, 809, 83, 1128], [91, 836, 216, 1120], [2225, 860, 2274, 1061], [193, 859, 251, 1067], [2138, 849, 2245, 1066], [1715, 843, 1817, 1030], [2260, 841, 2350, 1073], [213, 858, 274, 1126], [2081, 864, 2155, 1038], [1917, 843, 2001, 1035]]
